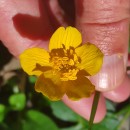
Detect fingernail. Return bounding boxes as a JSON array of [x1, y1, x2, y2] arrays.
[[90, 52, 128, 91]]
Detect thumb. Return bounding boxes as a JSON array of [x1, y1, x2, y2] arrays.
[[75, 0, 130, 91], [0, 0, 63, 57]]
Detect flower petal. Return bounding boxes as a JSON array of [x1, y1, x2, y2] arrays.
[[20, 48, 51, 76], [65, 76, 95, 100], [49, 26, 82, 50], [76, 43, 103, 75], [35, 71, 66, 101]]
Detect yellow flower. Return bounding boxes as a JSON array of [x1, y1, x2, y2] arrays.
[[20, 26, 103, 101]]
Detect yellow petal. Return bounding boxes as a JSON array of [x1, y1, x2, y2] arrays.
[[75, 43, 103, 75], [65, 76, 95, 100], [35, 71, 66, 101], [20, 48, 51, 76], [49, 26, 82, 51]]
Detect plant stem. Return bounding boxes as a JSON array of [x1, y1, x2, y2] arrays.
[[88, 91, 100, 130]]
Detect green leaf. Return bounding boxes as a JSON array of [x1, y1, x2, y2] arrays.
[[29, 76, 37, 84], [81, 113, 120, 130], [106, 100, 115, 112], [22, 110, 59, 130], [116, 104, 130, 116], [92, 115, 120, 130], [9, 93, 26, 111], [61, 124, 83, 130], [0, 104, 6, 122], [50, 101, 79, 122]]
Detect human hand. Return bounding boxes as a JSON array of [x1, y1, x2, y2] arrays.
[[0, 0, 129, 123]]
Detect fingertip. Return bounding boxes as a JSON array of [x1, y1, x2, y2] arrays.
[[62, 94, 106, 123], [103, 75, 130, 102]]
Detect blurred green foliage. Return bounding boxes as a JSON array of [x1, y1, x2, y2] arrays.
[[22, 110, 59, 130], [9, 93, 26, 111]]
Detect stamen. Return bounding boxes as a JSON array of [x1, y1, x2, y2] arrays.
[[50, 47, 80, 81]]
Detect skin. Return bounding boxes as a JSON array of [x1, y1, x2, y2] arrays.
[[0, 0, 130, 123]]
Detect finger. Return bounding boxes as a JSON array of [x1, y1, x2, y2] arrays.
[[62, 94, 106, 123], [103, 75, 130, 102], [0, 0, 65, 57], [75, 0, 130, 91]]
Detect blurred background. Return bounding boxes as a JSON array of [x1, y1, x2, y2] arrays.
[[0, 41, 130, 130]]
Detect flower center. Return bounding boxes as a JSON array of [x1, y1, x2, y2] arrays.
[[49, 46, 80, 81]]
